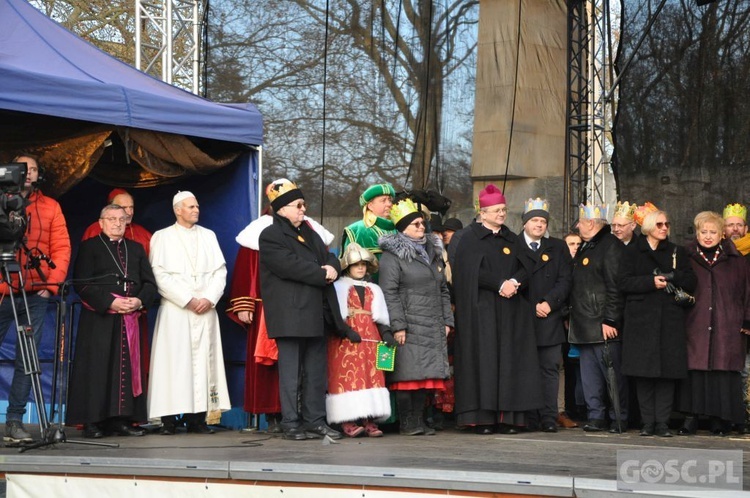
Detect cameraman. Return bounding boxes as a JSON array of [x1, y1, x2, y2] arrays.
[[1, 153, 70, 444]]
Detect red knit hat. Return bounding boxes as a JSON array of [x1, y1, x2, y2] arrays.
[[478, 184, 506, 208]]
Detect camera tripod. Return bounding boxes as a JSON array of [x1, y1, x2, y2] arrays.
[[0, 254, 118, 452]]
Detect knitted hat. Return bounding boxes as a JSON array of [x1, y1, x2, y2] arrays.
[[266, 178, 304, 211], [442, 218, 463, 231]]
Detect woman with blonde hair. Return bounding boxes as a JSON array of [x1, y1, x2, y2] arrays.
[[677, 211, 750, 435], [620, 209, 696, 437]]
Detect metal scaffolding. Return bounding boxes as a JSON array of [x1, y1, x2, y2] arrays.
[[135, 0, 206, 95], [565, 0, 618, 228]]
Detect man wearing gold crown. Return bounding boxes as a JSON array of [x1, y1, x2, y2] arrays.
[[341, 183, 397, 262], [611, 201, 638, 245], [448, 185, 542, 435], [258, 179, 343, 441], [516, 198, 573, 433], [723, 203, 749, 248], [568, 203, 628, 433]]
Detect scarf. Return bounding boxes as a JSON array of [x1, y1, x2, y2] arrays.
[[401, 232, 430, 264]]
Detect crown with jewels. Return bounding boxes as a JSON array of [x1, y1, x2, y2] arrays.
[[523, 197, 549, 215], [723, 203, 747, 221], [579, 203, 610, 221], [613, 201, 637, 221], [633, 202, 659, 226], [390, 198, 419, 227]]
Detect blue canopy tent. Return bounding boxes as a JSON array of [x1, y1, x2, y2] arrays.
[[0, 0, 263, 427]]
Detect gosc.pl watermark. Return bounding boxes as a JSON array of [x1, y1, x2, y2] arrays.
[[617, 449, 743, 492]]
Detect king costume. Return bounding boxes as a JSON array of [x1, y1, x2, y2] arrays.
[[67, 235, 157, 426], [148, 222, 230, 424]]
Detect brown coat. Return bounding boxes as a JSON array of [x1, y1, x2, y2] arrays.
[[684, 239, 750, 372]]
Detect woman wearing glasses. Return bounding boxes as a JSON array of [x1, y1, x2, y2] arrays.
[[676, 211, 750, 435], [619, 209, 696, 437], [378, 198, 452, 436]]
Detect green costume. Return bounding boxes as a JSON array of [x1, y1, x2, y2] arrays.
[[342, 217, 397, 257]]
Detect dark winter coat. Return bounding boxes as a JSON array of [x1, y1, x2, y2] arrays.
[[259, 213, 340, 339], [378, 232, 452, 383], [569, 225, 625, 344], [684, 239, 750, 372], [619, 235, 696, 379], [447, 223, 542, 414], [517, 235, 572, 347]]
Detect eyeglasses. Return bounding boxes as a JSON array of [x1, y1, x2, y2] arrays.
[[656, 221, 671, 229], [611, 223, 633, 230], [482, 207, 507, 215], [409, 220, 425, 228], [101, 217, 128, 224], [285, 201, 306, 210]]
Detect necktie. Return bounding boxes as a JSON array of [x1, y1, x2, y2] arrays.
[[530, 241, 539, 252]]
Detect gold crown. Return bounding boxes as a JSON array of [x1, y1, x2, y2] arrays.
[[390, 198, 419, 226], [613, 201, 637, 221], [266, 179, 299, 202], [723, 203, 747, 221]]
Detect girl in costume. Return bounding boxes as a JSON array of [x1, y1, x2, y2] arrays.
[[326, 243, 395, 437]]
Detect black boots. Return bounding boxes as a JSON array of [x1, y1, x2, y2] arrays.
[[397, 390, 435, 436]]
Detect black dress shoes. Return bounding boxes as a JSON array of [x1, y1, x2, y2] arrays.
[[186, 423, 215, 434], [109, 421, 145, 437], [281, 427, 307, 440], [160, 422, 176, 435], [474, 425, 494, 435], [541, 422, 558, 433], [583, 419, 607, 432], [497, 424, 519, 435], [654, 423, 672, 437], [83, 423, 104, 439], [305, 424, 343, 440], [639, 423, 654, 436]]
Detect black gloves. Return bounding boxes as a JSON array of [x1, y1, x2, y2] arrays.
[[653, 268, 675, 281], [381, 331, 397, 348], [344, 327, 362, 343]]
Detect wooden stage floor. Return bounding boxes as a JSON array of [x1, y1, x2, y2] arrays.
[[1, 423, 749, 497]]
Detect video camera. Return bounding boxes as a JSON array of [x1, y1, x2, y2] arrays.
[[396, 189, 452, 216], [0, 163, 30, 256]]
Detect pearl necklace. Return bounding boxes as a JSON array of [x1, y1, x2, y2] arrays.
[[697, 244, 721, 266]]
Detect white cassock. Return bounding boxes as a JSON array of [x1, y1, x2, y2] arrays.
[[148, 223, 230, 424]]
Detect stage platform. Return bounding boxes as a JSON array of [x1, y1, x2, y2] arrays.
[[1, 423, 748, 497]]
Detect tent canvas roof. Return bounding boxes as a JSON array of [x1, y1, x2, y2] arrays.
[[0, 0, 263, 146]]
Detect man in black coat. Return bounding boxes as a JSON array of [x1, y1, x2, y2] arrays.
[[569, 204, 627, 433], [258, 179, 342, 441], [517, 199, 572, 433], [448, 185, 542, 435], [67, 204, 157, 438]]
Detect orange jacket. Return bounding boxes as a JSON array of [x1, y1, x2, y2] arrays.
[[0, 190, 71, 296]]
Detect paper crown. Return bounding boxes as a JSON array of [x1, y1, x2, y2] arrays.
[[359, 183, 396, 207], [613, 201, 637, 221], [524, 197, 549, 215], [266, 178, 303, 211], [633, 202, 659, 226], [578, 203, 610, 221], [723, 203, 747, 221], [390, 198, 420, 229]]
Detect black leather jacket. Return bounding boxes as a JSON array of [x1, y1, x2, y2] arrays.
[[568, 225, 625, 344]]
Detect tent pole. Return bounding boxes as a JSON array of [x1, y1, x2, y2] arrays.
[[257, 145, 263, 218]]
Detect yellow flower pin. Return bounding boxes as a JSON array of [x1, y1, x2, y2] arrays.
[[503, 247, 511, 255], [297, 235, 305, 243], [582, 257, 589, 266], [542, 254, 549, 262]]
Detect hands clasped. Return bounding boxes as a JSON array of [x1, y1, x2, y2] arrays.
[[187, 297, 213, 315], [111, 297, 142, 314]]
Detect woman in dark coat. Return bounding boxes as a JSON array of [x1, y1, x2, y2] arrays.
[[378, 198, 452, 436], [620, 210, 696, 437], [677, 211, 750, 435]]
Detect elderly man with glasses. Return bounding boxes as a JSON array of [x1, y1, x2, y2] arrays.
[[258, 179, 343, 441], [67, 204, 157, 438]]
